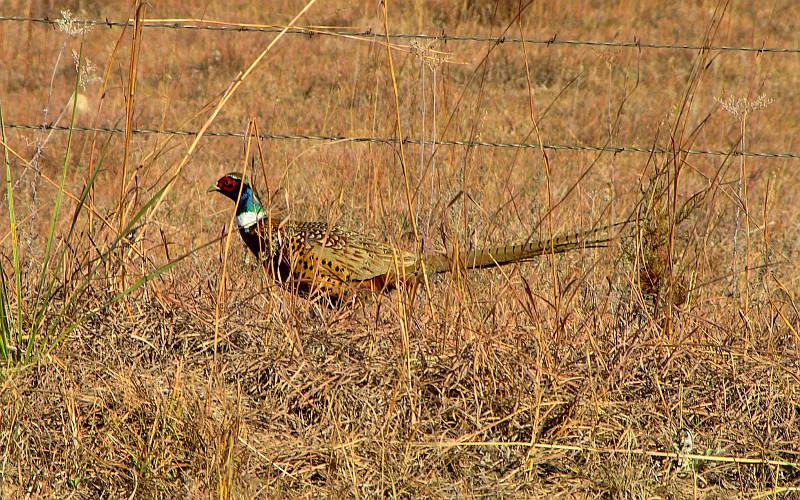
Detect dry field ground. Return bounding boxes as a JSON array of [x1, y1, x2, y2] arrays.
[[1, 0, 800, 497]]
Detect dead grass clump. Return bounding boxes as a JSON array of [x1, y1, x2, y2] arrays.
[[628, 158, 706, 311]]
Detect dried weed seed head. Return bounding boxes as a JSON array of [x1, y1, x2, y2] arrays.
[[56, 10, 92, 38]]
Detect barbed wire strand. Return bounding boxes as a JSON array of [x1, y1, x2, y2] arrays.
[[5, 122, 799, 159], [2, 15, 799, 54]]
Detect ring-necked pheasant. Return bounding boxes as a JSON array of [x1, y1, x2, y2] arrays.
[[210, 172, 620, 302]]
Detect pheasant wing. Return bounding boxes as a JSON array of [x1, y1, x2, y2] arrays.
[[288, 222, 418, 283]]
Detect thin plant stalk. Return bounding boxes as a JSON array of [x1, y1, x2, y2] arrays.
[[740, 113, 750, 316]]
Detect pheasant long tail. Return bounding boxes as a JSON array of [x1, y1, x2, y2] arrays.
[[418, 222, 624, 276]]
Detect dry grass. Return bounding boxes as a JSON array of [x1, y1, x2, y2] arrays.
[[2, 0, 800, 497]]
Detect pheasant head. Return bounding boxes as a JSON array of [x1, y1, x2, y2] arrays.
[[209, 172, 265, 228]]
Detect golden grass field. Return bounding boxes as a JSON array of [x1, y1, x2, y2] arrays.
[[2, 0, 800, 496]]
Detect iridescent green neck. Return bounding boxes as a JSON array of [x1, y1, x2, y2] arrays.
[[235, 184, 264, 228]]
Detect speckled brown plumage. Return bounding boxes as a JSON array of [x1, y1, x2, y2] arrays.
[[237, 217, 421, 300]]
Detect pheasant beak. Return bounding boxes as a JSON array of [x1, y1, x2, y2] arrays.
[[207, 185, 220, 193]]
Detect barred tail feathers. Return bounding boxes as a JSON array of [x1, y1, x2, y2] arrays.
[[420, 224, 619, 275]]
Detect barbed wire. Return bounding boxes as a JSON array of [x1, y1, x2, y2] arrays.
[[5, 122, 799, 159], [2, 15, 799, 54]]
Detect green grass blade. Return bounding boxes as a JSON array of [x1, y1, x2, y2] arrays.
[[0, 98, 22, 357], [65, 135, 110, 248], [26, 44, 84, 360], [0, 266, 11, 362]]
